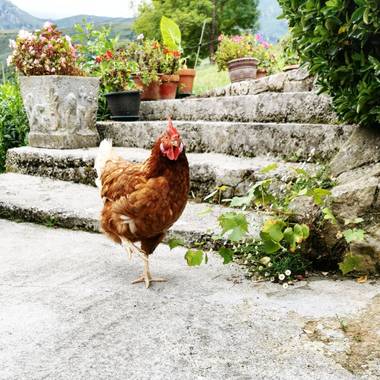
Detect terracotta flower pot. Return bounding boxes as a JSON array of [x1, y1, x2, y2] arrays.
[[227, 57, 259, 83], [159, 74, 179, 100], [133, 76, 160, 101], [256, 68, 268, 79], [177, 68, 196, 97]]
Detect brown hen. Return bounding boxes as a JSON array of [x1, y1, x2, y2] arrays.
[[95, 119, 189, 288]]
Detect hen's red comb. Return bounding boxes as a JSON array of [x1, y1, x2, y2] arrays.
[[166, 116, 179, 137]]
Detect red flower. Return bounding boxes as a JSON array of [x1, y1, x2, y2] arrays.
[[163, 48, 170, 54], [95, 56, 103, 63], [105, 50, 113, 60], [172, 50, 181, 58], [152, 42, 160, 49]]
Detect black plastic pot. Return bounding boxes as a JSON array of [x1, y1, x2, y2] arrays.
[[105, 91, 141, 121]]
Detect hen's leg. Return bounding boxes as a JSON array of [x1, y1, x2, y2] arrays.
[[131, 253, 167, 288]]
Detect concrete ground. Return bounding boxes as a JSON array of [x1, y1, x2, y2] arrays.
[[0, 219, 379, 380]]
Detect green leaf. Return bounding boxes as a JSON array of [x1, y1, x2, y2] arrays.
[[167, 238, 185, 250], [283, 227, 297, 252], [218, 247, 234, 264], [343, 228, 365, 243], [184, 249, 204, 266], [261, 219, 285, 242], [339, 254, 363, 275], [309, 188, 331, 206], [260, 163, 278, 174], [322, 207, 337, 224], [260, 232, 282, 254], [160, 16, 181, 51], [218, 212, 248, 242], [363, 8, 369, 24]]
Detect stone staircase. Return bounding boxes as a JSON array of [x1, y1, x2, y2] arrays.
[[0, 77, 357, 249]]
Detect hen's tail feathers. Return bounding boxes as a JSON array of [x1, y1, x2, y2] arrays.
[[95, 139, 113, 188]]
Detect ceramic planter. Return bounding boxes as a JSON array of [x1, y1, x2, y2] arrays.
[[159, 74, 179, 100], [19, 75, 99, 149], [133, 76, 160, 101], [105, 91, 141, 121], [227, 57, 259, 83], [177, 68, 196, 97]]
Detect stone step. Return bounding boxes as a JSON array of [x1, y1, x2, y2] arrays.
[[0, 173, 268, 247], [97, 120, 355, 163], [139, 92, 338, 124], [6, 146, 317, 200], [200, 68, 315, 98]]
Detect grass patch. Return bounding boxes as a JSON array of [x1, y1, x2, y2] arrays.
[[193, 63, 230, 96]]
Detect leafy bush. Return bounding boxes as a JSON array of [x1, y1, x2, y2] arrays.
[[278, 0, 380, 127], [7, 22, 82, 76], [0, 81, 28, 171]]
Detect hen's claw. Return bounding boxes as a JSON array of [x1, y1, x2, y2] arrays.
[[131, 275, 167, 288]]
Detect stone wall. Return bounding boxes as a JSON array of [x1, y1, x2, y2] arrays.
[[330, 126, 380, 272]]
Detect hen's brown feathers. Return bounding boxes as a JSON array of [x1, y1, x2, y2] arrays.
[[98, 139, 189, 253]]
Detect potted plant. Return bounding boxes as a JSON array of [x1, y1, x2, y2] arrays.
[[158, 46, 181, 99], [215, 34, 259, 83], [159, 16, 196, 97], [7, 22, 100, 149], [95, 49, 141, 121], [177, 65, 196, 97], [126, 38, 161, 101], [254, 34, 277, 78]]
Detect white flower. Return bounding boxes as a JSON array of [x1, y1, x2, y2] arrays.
[[285, 269, 291, 276], [6, 55, 13, 67], [278, 273, 285, 281], [9, 39, 16, 49], [259, 256, 271, 266], [65, 35, 72, 44], [137, 33, 144, 40], [282, 283, 289, 289], [43, 21, 53, 29], [18, 30, 33, 39]]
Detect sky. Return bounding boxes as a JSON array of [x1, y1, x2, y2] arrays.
[[11, 0, 141, 19]]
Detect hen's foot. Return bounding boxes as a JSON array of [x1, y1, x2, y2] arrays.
[[131, 273, 167, 288]]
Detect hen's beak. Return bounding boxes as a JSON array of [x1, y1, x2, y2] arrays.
[[172, 140, 179, 147]]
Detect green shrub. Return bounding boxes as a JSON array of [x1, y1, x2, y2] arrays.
[[278, 0, 380, 127], [0, 81, 29, 172]]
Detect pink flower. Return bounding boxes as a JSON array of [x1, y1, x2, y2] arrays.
[[231, 35, 243, 43], [261, 41, 270, 49]]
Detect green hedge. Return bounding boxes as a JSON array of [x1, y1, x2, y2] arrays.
[[278, 0, 380, 127], [0, 81, 29, 172]]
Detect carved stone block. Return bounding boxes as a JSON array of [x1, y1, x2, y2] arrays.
[[19, 75, 100, 149]]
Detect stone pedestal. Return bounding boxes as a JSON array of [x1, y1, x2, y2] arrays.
[[19, 75, 100, 149]]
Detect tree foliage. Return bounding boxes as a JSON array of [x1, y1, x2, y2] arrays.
[[133, 0, 259, 64], [0, 81, 28, 172], [278, 0, 380, 127]]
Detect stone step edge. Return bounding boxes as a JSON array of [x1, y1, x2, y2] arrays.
[[96, 120, 355, 163], [0, 173, 268, 249], [6, 146, 317, 200]]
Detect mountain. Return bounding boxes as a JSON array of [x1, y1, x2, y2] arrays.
[[258, 0, 288, 42], [0, 0, 42, 29], [0, 0, 134, 66]]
